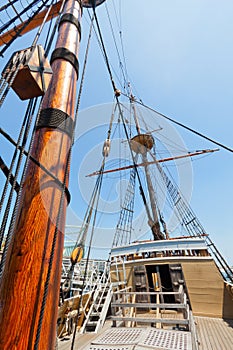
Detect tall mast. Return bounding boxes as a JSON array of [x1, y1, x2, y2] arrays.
[[130, 94, 164, 240], [0, 1, 105, 349]]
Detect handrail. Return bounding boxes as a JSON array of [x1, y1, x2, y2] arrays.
[[113, 291, 183, 295], [111, 284, 190, 330], [113, 286, 132, 293], [112, 302, 187, 309]]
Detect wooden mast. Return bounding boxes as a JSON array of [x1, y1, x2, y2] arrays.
[[130, 94, 164, 240], [0, 0, 105, 349]]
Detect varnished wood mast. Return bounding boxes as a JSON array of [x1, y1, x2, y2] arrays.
[[0, 0, 82, 349]]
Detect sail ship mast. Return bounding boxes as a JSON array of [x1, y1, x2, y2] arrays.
[[0, 1, 106, 349], [129, 94, 164, 240]]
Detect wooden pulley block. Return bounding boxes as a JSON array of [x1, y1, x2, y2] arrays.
[[70, 245, 84, 265], [9, 45, 53, 100]]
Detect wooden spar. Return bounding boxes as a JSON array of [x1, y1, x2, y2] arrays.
[[0, 0, 82, 349], [0, 1, 63, 47], [130, 94, 141, 135], [87, 149, 219, 177]]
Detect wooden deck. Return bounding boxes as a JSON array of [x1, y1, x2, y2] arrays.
[[58, 321, 112, 350], [58, 323, 193, 350], [195, 316, 233, 350], [58, 316, 233, 350]]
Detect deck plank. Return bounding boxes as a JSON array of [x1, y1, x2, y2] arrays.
[[58, 321, 112, 350], [195, 316, 233, 350]]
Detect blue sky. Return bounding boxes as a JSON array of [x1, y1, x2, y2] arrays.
[[75, 0, 233, 263], [0, 0, 232, 264], [74, 0, 233, 264]]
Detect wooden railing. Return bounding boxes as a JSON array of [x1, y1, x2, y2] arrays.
[[110, 285, 190, 330]]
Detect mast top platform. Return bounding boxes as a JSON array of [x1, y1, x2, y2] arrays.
[[82, 0, 106, 7], [130, 134, 154, 154]]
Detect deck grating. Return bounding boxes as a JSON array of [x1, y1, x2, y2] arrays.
[[92, 328, 144, 345], [90, 327, 192, 350], [58, 327, 193, 350], [87, 346, 134, 350], [138, 328, 192, 350]]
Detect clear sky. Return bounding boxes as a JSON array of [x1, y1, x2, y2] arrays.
[[0, 0, 232, 264], [74, 0, 233, 264]]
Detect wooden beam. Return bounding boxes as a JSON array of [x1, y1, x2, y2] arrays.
[[0, 1, 62, 47], [110, 316, 189, 325], [87, 149, 219, 177], [113, 291, 183, 295], [111, 302, 187, 309]]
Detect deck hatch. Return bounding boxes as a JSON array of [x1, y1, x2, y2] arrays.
[[88, 328, 192, 350], [92, 328, 144, 344], [137, 328, 192, 350]]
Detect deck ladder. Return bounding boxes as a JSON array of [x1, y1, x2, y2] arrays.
[[80, 264, 113, 333]]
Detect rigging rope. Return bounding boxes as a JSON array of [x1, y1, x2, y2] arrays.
[[0, 0, 52, 56], [0, 97, 39, 275], [70, 105, 116, 350], [91, 7, 118, 95], [126, 96, 233, 154], [70, 164, 105, 350], [0, 0, 42, 33], [85, 9, 124, 93], [0, 0, 23, 13], [90, 3, 232, 155], [0, 127, 71, 201], [0, 1, 57, 107], [91, 6, 158, 240], [31, 1, 54, 48], [69, 16, 128, 347], [34, 11, 95, 349], [0, 50, 27, 107], [104, 2, 128, 90], [45, 0, 67, 56], [69, 103, 116, 260], [112, 167, 136, 247], [69, 23, 116, 344]]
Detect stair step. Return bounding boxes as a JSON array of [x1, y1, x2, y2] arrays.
[[85, 326, 96, 332], [90, 315, 99, 321], [98, 303, 104, 307], [91, 312, 101, 316], [96, 297, 107, 302], [86, 321, 98, 326]]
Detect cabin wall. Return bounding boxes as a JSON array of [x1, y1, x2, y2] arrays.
[[182, 260, 233, 318], [111, 257, 233, 319]]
